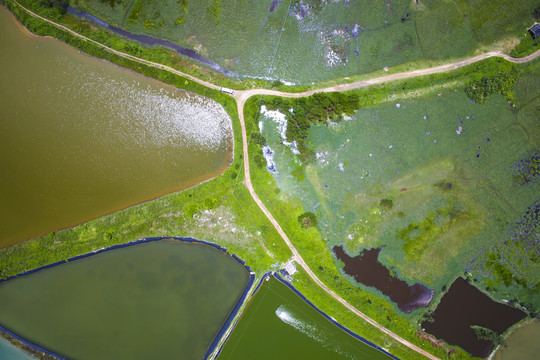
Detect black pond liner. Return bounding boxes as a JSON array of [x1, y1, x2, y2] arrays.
[[333, 246, 434, 312], [0, 236, 253, 360], [421, 277, 527, 358], [66, 7, 237, 77]]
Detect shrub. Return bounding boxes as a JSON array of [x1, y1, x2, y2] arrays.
[[298, 212, 318, 228], [379, 198, 393, 211]]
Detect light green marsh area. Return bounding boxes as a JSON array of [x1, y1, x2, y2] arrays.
[[0, 240, 249, 360], [73, 0, 537, 84], [220, 277, 391, 360], [258, 60, 540, 303], [0, 6, 233, 248]]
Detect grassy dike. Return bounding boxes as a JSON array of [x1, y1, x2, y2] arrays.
[[6, 0, 316, 93]]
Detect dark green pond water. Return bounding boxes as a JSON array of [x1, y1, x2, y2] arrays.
[[0, 240, 249, 360], [0, 6, 233, 248], [219, 277, 392, 360]]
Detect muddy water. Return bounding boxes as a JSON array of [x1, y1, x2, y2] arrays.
[[422, 278, 526, 358], [0, 6, 232, 248], [333, 246, 433, 312]]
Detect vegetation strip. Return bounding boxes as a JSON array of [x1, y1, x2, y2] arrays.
[[5, 1, 540, 359]]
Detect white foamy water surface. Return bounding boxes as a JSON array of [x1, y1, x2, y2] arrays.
[[275, 305, 355, 359]]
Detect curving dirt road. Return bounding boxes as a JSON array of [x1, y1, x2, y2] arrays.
[[11, 1, 540, 358]]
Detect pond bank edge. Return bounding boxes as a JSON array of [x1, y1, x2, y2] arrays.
[[0, 236, 255, 360], [211, 271, 401, 360]]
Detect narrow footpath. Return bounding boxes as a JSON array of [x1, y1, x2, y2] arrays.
[[10, 1, 540, 359]]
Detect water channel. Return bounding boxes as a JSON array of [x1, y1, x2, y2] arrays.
[[0, 6, 233, 248], [219, 276, 393, 360], [0, 239, 249, 360]]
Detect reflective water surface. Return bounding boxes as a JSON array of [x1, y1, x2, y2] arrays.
[[0, 6, 233, 248]]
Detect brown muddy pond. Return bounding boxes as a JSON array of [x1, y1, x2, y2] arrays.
[[333, 246, 433, 312], [0, 7, 233, 248], [421, 277, 527, 358]]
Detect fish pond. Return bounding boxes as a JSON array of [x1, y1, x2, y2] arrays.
[[0, 239, 249, 360], [0, 6, 233, 248], [333, 246, 433, 312], [421, 277, 526, 358], [219, 276, 393, 360]]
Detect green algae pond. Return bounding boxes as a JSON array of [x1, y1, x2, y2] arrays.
[[219, 276, 392, 360], [0, 239, 249, 360], [0, 6, 233, 248]]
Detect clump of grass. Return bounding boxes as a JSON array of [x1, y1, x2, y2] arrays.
[[379, 198, 394, 211], [298, 212, 318, 228]]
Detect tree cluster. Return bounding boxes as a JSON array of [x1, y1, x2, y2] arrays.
[[262, 92, 359, 163], [464, 58, 519, 104]]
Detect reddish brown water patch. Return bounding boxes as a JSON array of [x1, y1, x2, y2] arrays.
[[333, 246, 433, 312], [421, 277, 526, 358]]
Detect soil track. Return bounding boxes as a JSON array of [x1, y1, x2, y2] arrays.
[[11, 1, 540, 358]]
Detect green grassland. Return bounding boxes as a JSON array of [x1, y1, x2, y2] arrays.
[[70, 0, 539, 84]]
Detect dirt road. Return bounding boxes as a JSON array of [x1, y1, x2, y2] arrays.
[[12, 1, 540, 358]]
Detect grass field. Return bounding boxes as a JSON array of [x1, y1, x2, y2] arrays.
[[71, 0, 539, 84]]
